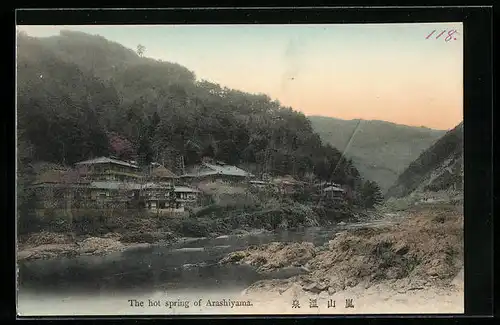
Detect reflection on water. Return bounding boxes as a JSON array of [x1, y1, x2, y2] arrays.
[[18, 227, 341, 295]]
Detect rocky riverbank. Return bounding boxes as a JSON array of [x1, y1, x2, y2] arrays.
[[17, 227, 275, 262], [17, 232, 155, 262], [220, 204, 464, 302]]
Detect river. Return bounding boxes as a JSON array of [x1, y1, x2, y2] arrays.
[[17, 218, 463, 316], [17, 226, 347, 316]]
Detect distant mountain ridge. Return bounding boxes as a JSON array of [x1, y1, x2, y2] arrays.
[[308, 116, 447, 192]]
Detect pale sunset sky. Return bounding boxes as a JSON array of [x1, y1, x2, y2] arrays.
[[18, 23, 463, 130]]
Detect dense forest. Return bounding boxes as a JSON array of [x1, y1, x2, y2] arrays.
[[17, 30, 367, 190]]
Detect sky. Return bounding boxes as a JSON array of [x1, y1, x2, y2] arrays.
[[17, 23, 463, 130]]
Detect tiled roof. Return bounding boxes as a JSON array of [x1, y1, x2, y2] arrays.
[[181, 162, 254, 178], [75, 157, 139, 169]]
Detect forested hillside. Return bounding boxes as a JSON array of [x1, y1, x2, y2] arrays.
[[386, 122, 463, 199], [16, 30, 361, 187], [309, 116, 446, 193]]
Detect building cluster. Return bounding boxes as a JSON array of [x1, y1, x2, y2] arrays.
[[29, 156, 346, 217]]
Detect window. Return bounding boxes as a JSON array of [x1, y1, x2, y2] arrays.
[[73, 191, 82, 200]]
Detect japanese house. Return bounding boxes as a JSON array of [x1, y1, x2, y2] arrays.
[[142, 182, 175, 211], [174, 186, 201, 211], [272, 175, 305, 195], [322, 185, 346, 200], [180, 160, 254, 185], [75, 156, 143, 182], [86, 180, 142, 207], [30, 168, 91, 212], [28, 158, 202, 215], [249, 180, 275, 191], [149, 164, 179, 185], [314, 182, 346, 201], [143, 183, 200, 213]]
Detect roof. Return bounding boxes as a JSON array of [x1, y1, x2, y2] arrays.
[[174, 186, 200, 193], [31, 162, 66, 174], [32, 169, 90, 185], [151, 165, 178, 179], [90, 181, 143, 190], [30, 178, 200, 194], [315, 181, 342, 188], [142, 182, 168, 189], [272, 175, 305, 185], [89, 181, 199, 192], [141, 182, 199, 192], [181, 162, 254, 178], [323, 186, 345, 192], [142, 183, 199, 193], [207, 162, 253, 177], [75, 157, 139, 169], [32, 169, 68, 184]]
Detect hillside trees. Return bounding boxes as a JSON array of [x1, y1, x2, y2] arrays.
[[136, 44, 146, 57], [386, 122, 463, 198], [16, 31, 365, 189], [357, 180, 384, 208]]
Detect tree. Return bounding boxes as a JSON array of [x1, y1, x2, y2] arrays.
[[359, 180, 384, 208], [136, 44, 146, 57], [137, 135, 154, 166], [17, 142, 38, 234], [168, 183, 177, 211], [109, 132, 136, 160]]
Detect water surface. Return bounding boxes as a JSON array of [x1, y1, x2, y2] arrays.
[[18, 226, 343, 296]]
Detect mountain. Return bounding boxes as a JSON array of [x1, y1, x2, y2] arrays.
[[16, 30, 362, 188], [386, 122, 463, 201], [308, 116, 447, 193]]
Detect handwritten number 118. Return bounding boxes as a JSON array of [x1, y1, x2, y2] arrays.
[[426, 29, 458, 42]]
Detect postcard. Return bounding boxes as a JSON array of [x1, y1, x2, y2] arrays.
[[16, 21, 463, 316]]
